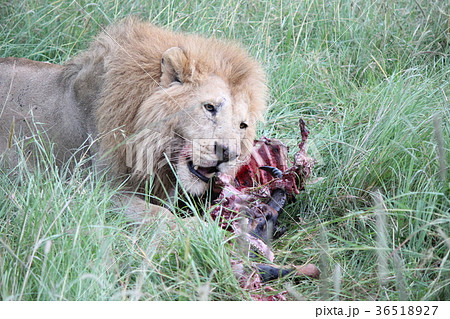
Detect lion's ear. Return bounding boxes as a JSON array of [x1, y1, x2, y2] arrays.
[[160, 47, 188, 87]]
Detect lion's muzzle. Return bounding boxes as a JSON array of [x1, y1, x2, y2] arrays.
[[187, 161, 219, 183], [186, 140, 240, 183], [214, 141, 239, 165]]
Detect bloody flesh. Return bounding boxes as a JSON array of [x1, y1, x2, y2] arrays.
[[209, 119, 319, 300]]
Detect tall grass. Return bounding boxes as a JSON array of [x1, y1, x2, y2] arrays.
[[1, 0, 448, 300]]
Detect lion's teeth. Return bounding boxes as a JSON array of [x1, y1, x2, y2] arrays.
[[194, 165, 199, 170]]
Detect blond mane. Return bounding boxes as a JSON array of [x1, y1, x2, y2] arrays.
[[62, 18, 267, 197]]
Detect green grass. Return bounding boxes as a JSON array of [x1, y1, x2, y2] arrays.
[[1, 0, 448, 300]]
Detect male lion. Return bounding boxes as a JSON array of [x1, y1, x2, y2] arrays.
[[0, 18, 267, 223]]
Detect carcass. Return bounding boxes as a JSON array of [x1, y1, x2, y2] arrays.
[[209, 119, 319, 300]]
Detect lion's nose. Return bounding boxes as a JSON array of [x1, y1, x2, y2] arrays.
[[215, 142, 239, 164]]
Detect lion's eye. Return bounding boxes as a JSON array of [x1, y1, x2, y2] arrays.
[[240, 122, 248, 129], [204, 103, 215, 112]]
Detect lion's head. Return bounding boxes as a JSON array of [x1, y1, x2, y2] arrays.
[[73, 19, 267, 199], [133, 46, 267, 197]]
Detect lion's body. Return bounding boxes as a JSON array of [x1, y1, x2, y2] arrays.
[[0, 58, 89, 164], [0, 18, 267, 218]]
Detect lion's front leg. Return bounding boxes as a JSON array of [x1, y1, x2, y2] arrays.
[[113, 193, 176, 228], [113, 193, 206, 233]]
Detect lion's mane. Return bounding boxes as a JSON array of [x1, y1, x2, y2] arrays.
[[63, 18, 267, 198]]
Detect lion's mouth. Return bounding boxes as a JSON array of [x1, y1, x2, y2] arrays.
[[187, 161, 219, 183]]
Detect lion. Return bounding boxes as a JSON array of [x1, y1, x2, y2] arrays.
[[0, 18, 267, 224]]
